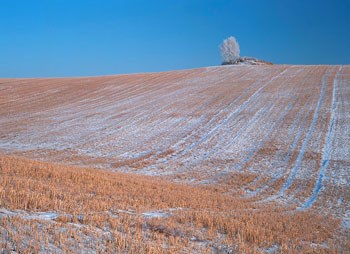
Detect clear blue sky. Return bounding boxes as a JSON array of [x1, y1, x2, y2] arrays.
[[1, 0, 349, 77]]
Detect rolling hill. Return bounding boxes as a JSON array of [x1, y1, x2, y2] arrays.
[[0, 65, 349, 252]]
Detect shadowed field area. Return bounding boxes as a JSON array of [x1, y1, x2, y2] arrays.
[[0, 155, 348, 253]]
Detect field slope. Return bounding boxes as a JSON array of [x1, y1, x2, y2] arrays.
[[1, 65, 349, 252]]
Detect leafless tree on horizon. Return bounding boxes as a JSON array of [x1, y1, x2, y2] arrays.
[[220, 36, 240, 65]]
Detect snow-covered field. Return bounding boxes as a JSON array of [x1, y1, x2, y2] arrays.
[[1, 65, 349, 220]]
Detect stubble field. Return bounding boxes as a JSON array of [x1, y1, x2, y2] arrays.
[[0, 65, 349, 253]]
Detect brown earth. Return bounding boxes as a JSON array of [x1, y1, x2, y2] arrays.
[[0, 65, 349, 252]]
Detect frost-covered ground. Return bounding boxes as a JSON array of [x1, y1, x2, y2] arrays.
[[1, 65, 349, 222]]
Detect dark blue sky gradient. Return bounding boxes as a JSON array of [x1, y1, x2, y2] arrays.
[[1, 0, 349, 77]]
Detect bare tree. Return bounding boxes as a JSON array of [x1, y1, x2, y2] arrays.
[[220, 36, 240, 65]]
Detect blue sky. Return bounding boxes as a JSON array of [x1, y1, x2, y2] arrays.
[[1, 0, 349, 77]]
